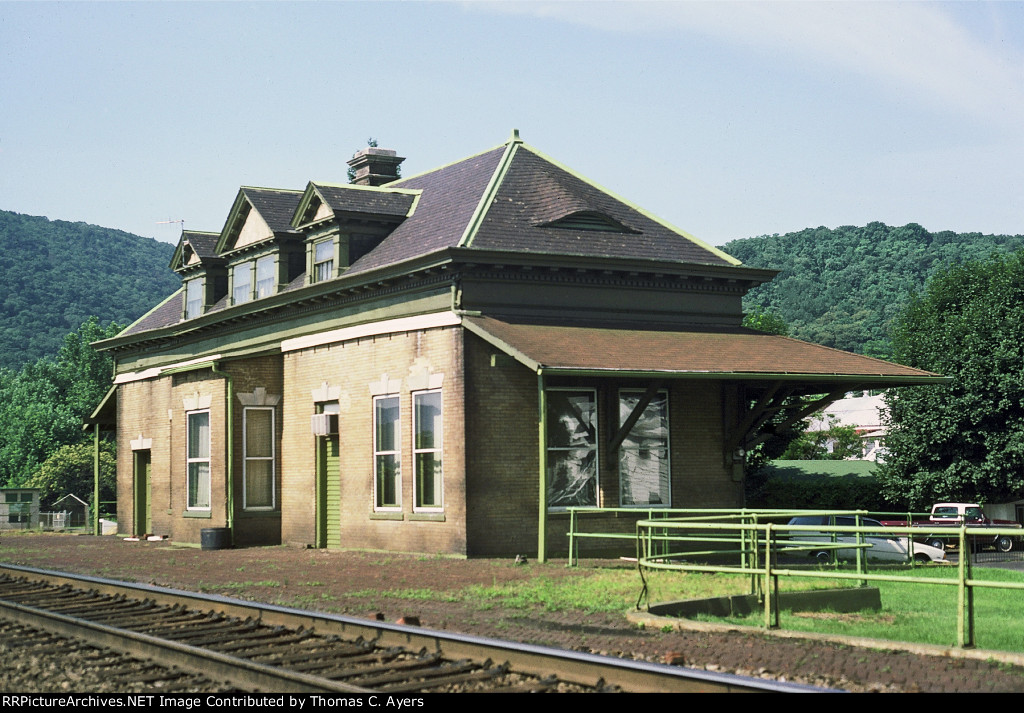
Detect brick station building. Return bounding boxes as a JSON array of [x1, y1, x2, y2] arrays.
[[90, 132, 944, 558]]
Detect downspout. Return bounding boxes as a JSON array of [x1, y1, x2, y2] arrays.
[[93, 423, 100, 536], [211, 363, 235, 545], [537, 372, 548, 563]]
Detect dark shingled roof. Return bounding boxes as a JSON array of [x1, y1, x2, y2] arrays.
[[314, 184, 416, 219], [462, 315, 943, 384], [470, 147, 733, 265], [121, 290, 182, 337], [119, 136, 747, 340], [345, 141, 733, 275], [181, 231, 220, 260], [241, 188, 303, 234], [346, 146, 507, 275]]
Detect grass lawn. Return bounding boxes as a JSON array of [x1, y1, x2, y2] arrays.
[[688, 565, 1024, 653], [364, 562, 1024, 654]]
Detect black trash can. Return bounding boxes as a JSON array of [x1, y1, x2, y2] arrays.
[[200, 527, 232, 550]]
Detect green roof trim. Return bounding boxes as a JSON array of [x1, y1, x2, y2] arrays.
[[113, 289, 183, 339], [458, 135, 522, 248], [518, 143, 742, 267]]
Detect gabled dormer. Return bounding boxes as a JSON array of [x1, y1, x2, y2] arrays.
[[215, 187, 304, 306], [291, 181, 420, 286], [170, 231, 227, 320]]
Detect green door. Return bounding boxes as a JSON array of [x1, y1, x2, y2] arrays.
[[133, 450, 151, 535], [317, 436, 340, 548]]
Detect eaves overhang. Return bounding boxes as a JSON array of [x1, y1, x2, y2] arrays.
[[461, 315, 949, 392], [445, 247, 778, 285], [92, 249, 463, 354]]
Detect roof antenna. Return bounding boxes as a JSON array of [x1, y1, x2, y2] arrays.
[[157, 218, 186, 233]]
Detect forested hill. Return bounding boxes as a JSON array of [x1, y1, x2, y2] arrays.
[[0, 210, 179, 368], [722, 222, 1024, 357]]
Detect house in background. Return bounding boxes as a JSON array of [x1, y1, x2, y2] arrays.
[[807, 391, 887, 460], [90, 131, 946, 559]]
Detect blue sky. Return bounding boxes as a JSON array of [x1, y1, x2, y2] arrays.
[[2, 1, 1022, 247]]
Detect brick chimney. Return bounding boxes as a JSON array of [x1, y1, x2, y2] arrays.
[[347, 147, 405, 186]]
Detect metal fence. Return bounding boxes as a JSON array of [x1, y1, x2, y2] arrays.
[[633, 515, 1024, 649]]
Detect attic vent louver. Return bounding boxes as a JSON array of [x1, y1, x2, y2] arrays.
[[541, 211, 638, 233]]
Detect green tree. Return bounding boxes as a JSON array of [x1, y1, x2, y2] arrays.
[[0, 317, 121, 487], [742, 306, 789, 335], [780, 413, 863, 460], [878, 251, 1024, 508], [23, 441, 116, 510]]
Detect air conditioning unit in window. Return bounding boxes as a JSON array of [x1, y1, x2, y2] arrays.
[[310, 413, 338, 436]]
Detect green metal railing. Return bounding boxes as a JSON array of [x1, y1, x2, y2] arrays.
[[565, 507, 867, 566], [634, 517, 1024, 648]]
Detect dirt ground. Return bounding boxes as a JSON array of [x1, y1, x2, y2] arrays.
[[2, 533, 1024, 693]]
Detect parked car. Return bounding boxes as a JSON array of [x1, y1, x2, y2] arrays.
[[880, 503, 1021, 552], [785, 515, 947, 563]]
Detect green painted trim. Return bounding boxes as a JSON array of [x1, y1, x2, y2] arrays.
[[236, 510, 281, 518], [409, 513, 446, 522], [291, 182, 423, 229], [518, 142, 742, 267], [458, 139, 520, 248], [535, 368, 949, 384], [95, 251, 458, 354], [84, 384, 118, 426], [537, 374, 548, 564], [369, 512, 404, 521], [460, 318, 539, 372], [93, 424, 100, 535], [213, 189, 252, 255], [110, 289, 182, 341], [183, 510, 212, 519]]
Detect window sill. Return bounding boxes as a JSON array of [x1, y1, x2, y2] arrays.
[[370, 511, 404, 521], [410, 512, 445, 522], [183, 510, 212, 519], [238, 510, 281, 518]]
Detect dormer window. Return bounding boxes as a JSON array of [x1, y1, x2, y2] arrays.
[[185, 279, 203, 319], [314, 240, 335, 282], [255, 256, 275, 298], [541, 211, 638, 233], [233, 263, 252, 305]]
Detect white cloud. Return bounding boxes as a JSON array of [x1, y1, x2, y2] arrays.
[[481, 1, 1024, 129]]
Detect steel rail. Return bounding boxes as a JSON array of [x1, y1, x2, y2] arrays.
[[0, 563, 832, 693]]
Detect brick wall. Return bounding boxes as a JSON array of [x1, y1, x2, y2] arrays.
[[281, 325, 467, 553]]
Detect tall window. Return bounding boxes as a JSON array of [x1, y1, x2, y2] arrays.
[[546, 389, 598, 508], [413, 391, 442, 510], [618, 390, 670, 506], [233, 263, 252, 305], [243, 407, 275, 509], [314, 240, 334, 282], [187, 411, 211, 510], [185, 279, 203, 319], [255, 256, 275, 298], [374, 395, 400, 509]]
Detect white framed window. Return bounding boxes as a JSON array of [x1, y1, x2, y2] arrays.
[[618, 390, 671, 507], [546, 389, 598, 509], [373, 395, 401, 510], [243, 407, 275, 510], [413, 390, 442, 511], [233, 262, 252, 305], [185, 279, 203, 319], [187, 410, 211, 510], [255, 255, 275, 298], [313, 240, 334, 282]]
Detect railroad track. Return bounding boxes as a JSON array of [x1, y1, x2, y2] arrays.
[[0, 564, 830, 693]]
